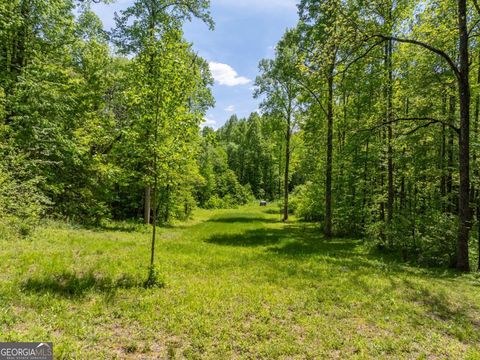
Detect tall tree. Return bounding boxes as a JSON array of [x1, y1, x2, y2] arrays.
[[255, 34, 302, 221], [298, 0, 358, 236], [112, 0, 212, 226], [113, 0, 213, 283]]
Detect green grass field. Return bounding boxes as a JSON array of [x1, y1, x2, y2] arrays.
[[1, 205, 480, 359]]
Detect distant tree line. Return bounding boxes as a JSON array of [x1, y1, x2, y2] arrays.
[[198, 112, 303, 209]]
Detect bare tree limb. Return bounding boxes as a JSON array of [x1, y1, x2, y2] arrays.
[[294, 78, 328, 117], [468, 18, 480, 37], [364, 117, 460, 134], [402, 121, 438, 136], [370, 35, 460, 80], [336, 39, 385, 76]]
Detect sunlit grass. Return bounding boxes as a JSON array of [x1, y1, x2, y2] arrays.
[[1, 205, 479, 358]]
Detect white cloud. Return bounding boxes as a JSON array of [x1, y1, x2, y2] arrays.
[[224, 105, 235, 112], [209, 62, 251, 87], [202, 115, 217, 129]]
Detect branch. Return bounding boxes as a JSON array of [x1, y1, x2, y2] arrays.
[[294, 78, 328, 117], [371, 34, 460, 80], [402, 121, 437, 136], [336, 39, 385, 76], [472, 0, 480, 15], [364, 117, 460, 134], [468, 18, 480, 38]]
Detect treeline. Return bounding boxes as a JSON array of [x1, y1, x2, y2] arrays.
[[199, 112, 302, 207], [252, 0, 480, 271]]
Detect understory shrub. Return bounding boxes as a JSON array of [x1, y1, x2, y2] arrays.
[[202, 170, 254, 209], [0, 159, 48, 238], [289, 182, 323, 221], [366, 210, 457, 267]]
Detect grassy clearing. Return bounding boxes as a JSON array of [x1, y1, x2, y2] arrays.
[[1, 205, 480, 359]]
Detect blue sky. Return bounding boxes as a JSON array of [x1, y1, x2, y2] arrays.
[[90, 0, 298, 129]]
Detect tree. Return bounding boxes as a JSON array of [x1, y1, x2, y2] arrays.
[[255, 35, 302, 221], [113, 0, 213, 284], [113, 0, 212, 226], [298, 0, 361, 236]]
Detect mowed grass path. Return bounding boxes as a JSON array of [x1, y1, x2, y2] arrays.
[[1, 205, 480, 359]]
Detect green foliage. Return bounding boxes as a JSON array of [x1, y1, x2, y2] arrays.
[[198, 136, 254, 209], [0, 0, 215, 227], [215, 114, 283, 201], [366, 211, 457, 267], [265, 0, 480, 268], [289, 182, 324, 221], [0, 154, 48, 238], [111, 0, 213, 56], [197, 123, 267, 209]]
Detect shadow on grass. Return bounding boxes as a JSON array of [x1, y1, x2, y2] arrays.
[[207, 216, 278, 224], [269, 230, 467, 280], [21, 271, 143, 298], [262, 208, 282, 215], [207, 229, 285, 246], [206, 219, 469, 280], [82, 220, 189, 234], [401, 278, 480, 335], [268, 226, 362, 257], [207, 214, 480, 343], [206, 222, 358, 255]]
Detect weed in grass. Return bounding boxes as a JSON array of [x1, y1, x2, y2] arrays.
[[124, 342, 138, 354], [144, 265, 165, 289]]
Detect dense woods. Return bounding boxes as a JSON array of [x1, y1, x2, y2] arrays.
[[1, 0, 480, 272]]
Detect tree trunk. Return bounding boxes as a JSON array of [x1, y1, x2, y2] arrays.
[[380, 172, 385, 222], [150, 179, 157, 267], [386, 39, 394, 225], [144, 186, 151, 224], [475, 51, 480, 271], [401, 98, 408, 211], [283, 118, 291, 222], [278, 144, 283, 198], [447, 94, 455, 213], [400, 148, 406, 210], [477, 197, 480, 271], [324, 73, 334, 237], [164, 183, 171, 223], [361, 138, 369, 226], [456, 0, 470, 271], [150, 93, 160, 271], [440, 93, 447, 204]]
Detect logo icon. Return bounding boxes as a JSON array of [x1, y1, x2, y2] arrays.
[[0, 342, 53, 360]]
